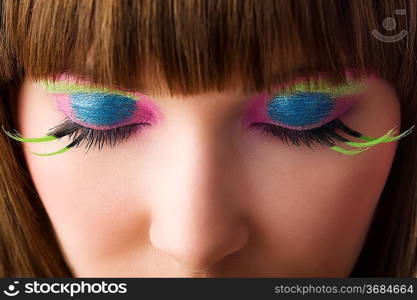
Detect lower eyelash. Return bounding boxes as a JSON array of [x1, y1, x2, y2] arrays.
[[48, 119, 150, 153], [252, 119, 362, 148]]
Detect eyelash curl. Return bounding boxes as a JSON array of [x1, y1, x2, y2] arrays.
[[252, 118, 361, 148], [253, 119, 415, 155], [3, 117, 415, 156], [49, 119, 149, 152], [2, 119, 150, 156], [2, 109, 414, 157]]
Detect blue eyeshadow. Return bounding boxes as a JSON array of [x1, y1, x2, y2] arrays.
[[71, 93, 137, 126], [267, 92, 334, 127]]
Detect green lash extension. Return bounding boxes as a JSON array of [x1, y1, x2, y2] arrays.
[[2, 126, 57, 143], [30, 146, 72, 156], [359, 125, 415, 143], [1, 125, 73, 156], [330, 146, 370, 155], [330, 125, 415, 155]]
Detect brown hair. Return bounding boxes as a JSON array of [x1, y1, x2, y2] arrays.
[[0, 0, 416, 277]]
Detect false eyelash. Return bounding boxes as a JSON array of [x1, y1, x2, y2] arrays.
[[252, 118, 362, 148], [47, 119, 150, 153]]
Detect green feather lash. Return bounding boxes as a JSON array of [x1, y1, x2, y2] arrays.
[[330, 125, 415, 155], [2, 125, 68, 156], [330, 145, 370, 155], [2, 126, 57, 143], [30, 147, 72, 156]]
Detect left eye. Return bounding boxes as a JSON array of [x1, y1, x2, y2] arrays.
[[255, 90, 363, 148], [47, 118, 151, 152], [250, 91, 361, 147], [252, 118, 363, 148]]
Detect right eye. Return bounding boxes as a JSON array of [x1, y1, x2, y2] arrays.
[[46, 118, 152, 152], [44, 91, 153, 152], [54, 92, 142, 130], [4, 79, 162, 156]]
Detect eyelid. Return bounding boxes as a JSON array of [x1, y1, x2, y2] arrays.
[[68, 93, 139, 129], [54, 94, 160, 131], [36, 81, 162, 130], [266, 93, 361, 130], [242, 79, 363, 131]]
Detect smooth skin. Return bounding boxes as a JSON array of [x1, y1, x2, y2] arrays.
[[16, 76, 400, 277]]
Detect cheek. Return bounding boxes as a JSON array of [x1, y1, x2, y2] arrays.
[[242, 137, 396, 275], [17, 81, 152, 273], [23, 144, 153, 273]]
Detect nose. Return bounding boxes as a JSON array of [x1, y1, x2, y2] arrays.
[[149, 208, 249, 272], [147, 119, 250, 272]]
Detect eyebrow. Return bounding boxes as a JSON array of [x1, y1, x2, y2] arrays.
[[266, 70, 363, 95], [279, 79, 362, 96], [38, 69, 359, 101], [37, 79, 138, 98]]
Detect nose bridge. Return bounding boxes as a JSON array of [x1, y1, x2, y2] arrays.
[[148, 115, 249, 271]]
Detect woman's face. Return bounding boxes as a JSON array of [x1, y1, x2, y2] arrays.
[[16, 75, 400, 277]]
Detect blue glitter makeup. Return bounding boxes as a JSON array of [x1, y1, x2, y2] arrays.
[[267, 92, 334, 127], [71, 93, 137, 126]]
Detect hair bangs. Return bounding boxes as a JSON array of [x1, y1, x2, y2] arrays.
[[0, 0, 411, 96]]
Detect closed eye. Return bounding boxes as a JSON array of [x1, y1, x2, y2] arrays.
[[46, 118, 151, 153], [252, 118, 363, 148]]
